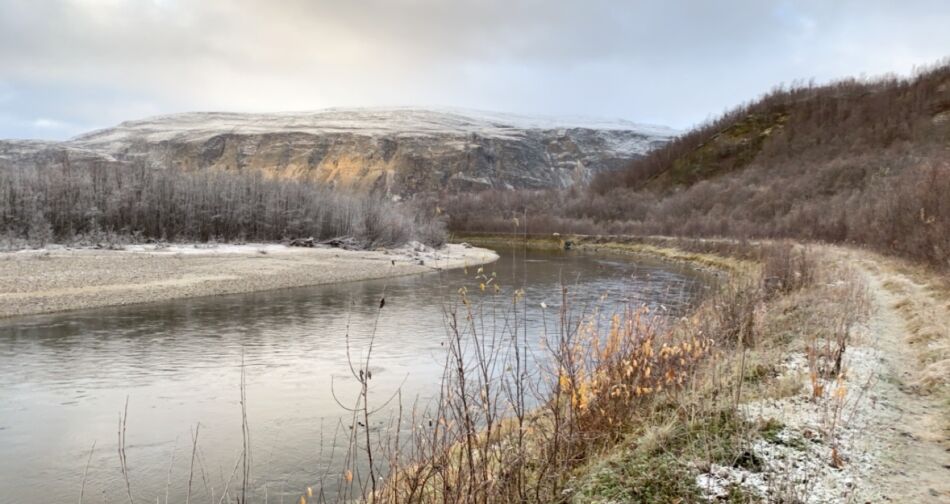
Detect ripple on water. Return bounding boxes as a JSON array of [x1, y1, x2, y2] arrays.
[[0, 248, 708, 503]]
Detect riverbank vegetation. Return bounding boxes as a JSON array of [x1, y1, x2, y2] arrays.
[[0, 161, 446, 248], [67, 236, 945, 503], [306, 238, 874, 503], [442, 61, 950, 269]]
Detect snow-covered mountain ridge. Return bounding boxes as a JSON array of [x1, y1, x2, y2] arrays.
[[3, 108, 677, 195]]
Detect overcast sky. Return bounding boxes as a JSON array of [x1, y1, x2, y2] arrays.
[[1, 0, 948, 140]]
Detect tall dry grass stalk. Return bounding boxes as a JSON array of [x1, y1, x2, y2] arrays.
[[354, 263, 725, 503], [118, 397, 134, 504], [89, 240, 871, 503]]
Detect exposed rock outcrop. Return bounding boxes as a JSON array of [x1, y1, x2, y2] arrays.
[[1, 108, 675, 196]]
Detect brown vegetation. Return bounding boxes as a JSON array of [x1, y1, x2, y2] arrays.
[[442, 61, 950, 268], [322, 241, 854, 503], [76, 238, 884, 503]]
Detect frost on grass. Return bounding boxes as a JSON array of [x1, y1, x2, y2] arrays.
[[695, 339, 887, 503]]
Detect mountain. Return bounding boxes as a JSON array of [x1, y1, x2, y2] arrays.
[[1, 108, 675, 197]]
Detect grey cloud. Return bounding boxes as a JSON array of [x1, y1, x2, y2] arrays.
[[0, 0, 947, 139]]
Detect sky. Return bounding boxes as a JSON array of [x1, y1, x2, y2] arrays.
[[1, 0, 948, 140]]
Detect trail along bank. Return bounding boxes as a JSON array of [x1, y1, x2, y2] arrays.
[[705, 246, 949, 502]]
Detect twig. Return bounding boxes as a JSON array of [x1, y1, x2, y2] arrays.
[[164, 436, 178, 504], [241, 350, 251, 504], [118, 396, 134, 504], [217, 452, 242, 504], [186, 423, 200, 504], [79, 440, 96, 504]]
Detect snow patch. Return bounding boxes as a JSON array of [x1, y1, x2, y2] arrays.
[[122, 243, 292, 255]]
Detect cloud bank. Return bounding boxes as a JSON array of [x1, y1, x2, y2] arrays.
[[1, 0, 948, 139]]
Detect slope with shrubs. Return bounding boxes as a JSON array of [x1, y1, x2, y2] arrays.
[[443, 60, 950, 268]]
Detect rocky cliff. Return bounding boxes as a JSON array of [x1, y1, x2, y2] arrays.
[[2, 108, 675, 196]]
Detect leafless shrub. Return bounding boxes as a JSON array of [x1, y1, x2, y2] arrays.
[[805, 264, 870, 400], [0, 161, 446, 248], [761, 241, 816, 297], [361, 269, 721, 503], [118, 397, 134, 504]]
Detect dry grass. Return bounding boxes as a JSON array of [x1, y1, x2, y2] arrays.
[[838, 246, 950, 395], [884, 281, 950, 394], [369, 289, 719, 503], [354, 239, 863, 503], [81, 238, 882, 503]]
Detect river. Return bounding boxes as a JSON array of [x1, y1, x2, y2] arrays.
[[0, 247, 707, 503]]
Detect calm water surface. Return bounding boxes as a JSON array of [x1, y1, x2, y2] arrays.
[[0, 248, 706, 503]]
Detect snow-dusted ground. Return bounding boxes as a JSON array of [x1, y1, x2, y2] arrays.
[[696, 249, 950, 503], [0, 139, 116, 162], [696, 345, 885, 503], [15, 241, 491, 266], [121, 243, 295, 255]]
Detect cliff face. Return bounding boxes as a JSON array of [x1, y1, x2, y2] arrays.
[[1, 108, 674, 197]]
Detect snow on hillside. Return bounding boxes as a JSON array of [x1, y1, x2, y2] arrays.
[[0, 139, 116, 162], [70, 107, 677, 155]]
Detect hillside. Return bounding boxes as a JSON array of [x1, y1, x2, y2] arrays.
[[592, 62, 950, 193], [445, 62, 950, 267], [1, 108, 674, 197]]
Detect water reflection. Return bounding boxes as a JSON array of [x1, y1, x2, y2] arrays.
[[0, 247, 706, 503]]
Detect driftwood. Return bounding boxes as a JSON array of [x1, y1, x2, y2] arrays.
[[288, 236, 363, 250], [320, 237, 362, 250], [288, 237, 316, 247]]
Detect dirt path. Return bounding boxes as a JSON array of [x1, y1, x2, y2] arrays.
[[846, 251, 950, 502], [707, 247, 949, 502]]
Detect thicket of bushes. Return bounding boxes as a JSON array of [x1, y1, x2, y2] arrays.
[[443, 61, 950, 268], [0, 161, 446, 248]]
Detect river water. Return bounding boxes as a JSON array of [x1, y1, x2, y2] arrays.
[[0, 247, 707, 503]]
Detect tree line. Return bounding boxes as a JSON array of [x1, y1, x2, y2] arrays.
[[0, 160, 445, 248]]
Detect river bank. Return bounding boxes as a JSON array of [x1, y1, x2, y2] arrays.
[[0, 242, 498, 318], [0, 244, 703, 504], [403, 233, 950, 502]]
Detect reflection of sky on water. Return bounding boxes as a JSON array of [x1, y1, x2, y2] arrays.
[[0, 247, 707, 503]]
